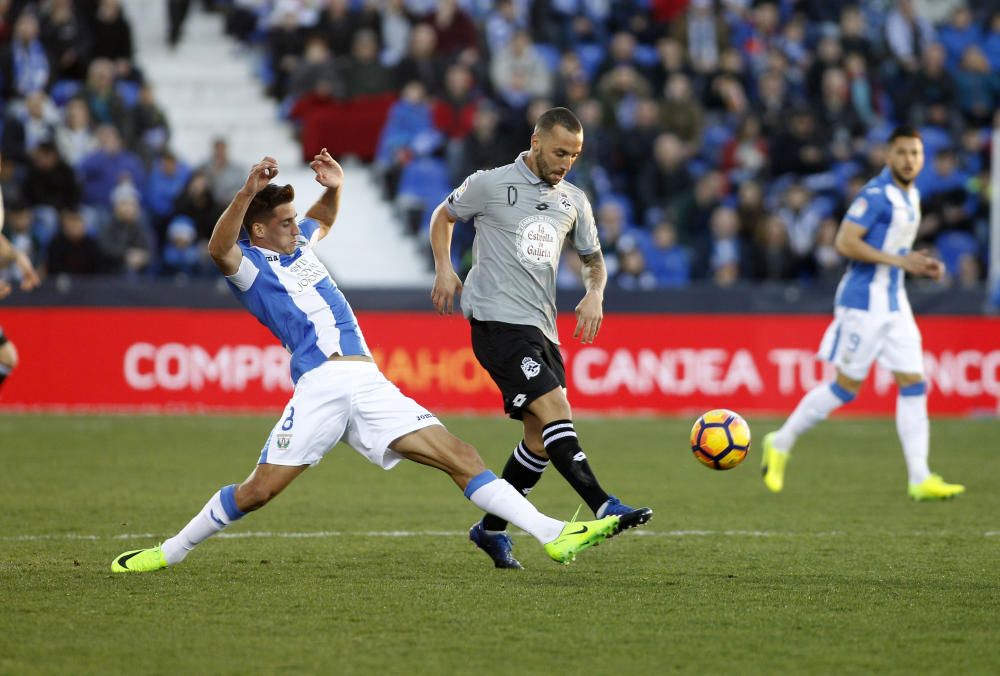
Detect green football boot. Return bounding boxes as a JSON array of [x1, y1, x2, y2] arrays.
[[908, 474, 965, 501], [760, 432, 790, 493], [111, 546, 168, 573], [544, 516, 620, 565]]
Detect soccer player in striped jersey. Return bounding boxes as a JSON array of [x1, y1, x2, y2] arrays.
[[111, 150, 636, 573], [761, 126, 964, 501]]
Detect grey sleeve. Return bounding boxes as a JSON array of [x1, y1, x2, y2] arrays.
[[572, 195, 601, 254], [445, 170, 490, 221]]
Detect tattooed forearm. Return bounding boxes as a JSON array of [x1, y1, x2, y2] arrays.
[[579, 250, 607, 294]]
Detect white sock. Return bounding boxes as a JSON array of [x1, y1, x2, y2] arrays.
[[465, 471, 564, 544], [773, 382, 855, 452], [896, 383, 931, 485], [161, 484, 246, 565]]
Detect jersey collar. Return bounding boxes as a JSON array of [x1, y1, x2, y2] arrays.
[[515, 152, 544, 185], [253, 243, 304, 266]]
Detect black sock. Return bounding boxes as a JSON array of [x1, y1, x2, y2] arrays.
[[483, 441, 549, 531], [541, 419, 608, 514]]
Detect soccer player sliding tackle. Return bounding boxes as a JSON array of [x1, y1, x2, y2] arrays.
[[112, 150, 629, 573]]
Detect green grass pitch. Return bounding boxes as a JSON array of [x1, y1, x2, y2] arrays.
[[1, 413, 998, 675]]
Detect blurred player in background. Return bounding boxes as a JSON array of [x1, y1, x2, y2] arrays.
[[0, 179, 41, 392], [761, 126, 964, 501], [111, 149, 640, 574], [429, 107, 652, 569]]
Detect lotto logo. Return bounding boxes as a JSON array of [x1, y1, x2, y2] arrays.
[[512, 394, 527, 407], [521, 357, 541, 379]]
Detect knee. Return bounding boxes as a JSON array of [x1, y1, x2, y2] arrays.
[[834, 372, 863, 395], [897, 379, 927, 397], [523, 439, 547, 457], [452, 439, 486, 474], [527, 388, 572, 421]]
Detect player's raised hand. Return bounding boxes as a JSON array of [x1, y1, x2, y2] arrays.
[[310, 147, 344, 190], [431, 269, 463, 315], [573, 293, 603, 344], [243, 157, 278, 194]]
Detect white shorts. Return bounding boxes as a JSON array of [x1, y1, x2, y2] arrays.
[[817, 305, 925, 381], [258, 361, 441, 469]]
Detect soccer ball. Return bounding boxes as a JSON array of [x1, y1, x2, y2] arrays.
[[689, 409, 751, 470]]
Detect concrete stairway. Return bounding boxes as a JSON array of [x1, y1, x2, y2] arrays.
[[119, 0, 433, 288]]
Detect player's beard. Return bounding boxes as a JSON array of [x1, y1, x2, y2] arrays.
[[534, 150, 563, 186], [890, 166, 915, 187]]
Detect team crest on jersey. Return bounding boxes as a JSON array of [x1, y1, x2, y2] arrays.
[[557, 193, 572, 212], [521, 357, 541, 379], [515, 214, 560, 268], [276, 434, 292, 449], [847, 198, 867, 218]]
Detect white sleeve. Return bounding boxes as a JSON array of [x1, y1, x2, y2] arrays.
[[226, 254, 259, 292]]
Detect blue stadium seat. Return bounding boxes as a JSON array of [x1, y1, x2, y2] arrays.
[[115, 80, 141, 109], [700, 124, 734, 163], [935, 231, 979, 277], [534, 43, 562, 72], [575, 43, 605, 81], [79, 205, 107, 236], [599, 192, 636, 227], [31, 206, 59, 248], [633, 44, 659, 68], [49, 80, 81, 107], [397, 157, 452, 233]]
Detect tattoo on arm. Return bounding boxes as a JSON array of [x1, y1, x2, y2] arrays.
[[579, 250, 607, 294]]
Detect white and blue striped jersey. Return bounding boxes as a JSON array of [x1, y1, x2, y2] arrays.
[[835, 168, 921, 313], [225, 218, 370, 383]]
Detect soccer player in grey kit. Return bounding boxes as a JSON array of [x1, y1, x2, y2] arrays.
[[429, 107, 652, 569]]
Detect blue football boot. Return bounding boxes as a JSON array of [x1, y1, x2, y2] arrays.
[[597, 495, 654, 533], [469, 520, 523, 569]]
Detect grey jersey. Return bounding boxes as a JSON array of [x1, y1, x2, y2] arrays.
[[445, 153, 600, 344]]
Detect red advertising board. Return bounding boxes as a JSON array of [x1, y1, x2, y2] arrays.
[[1, 308, 998, 416]]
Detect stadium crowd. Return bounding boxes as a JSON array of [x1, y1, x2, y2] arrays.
[[0, 0, 997, 292]]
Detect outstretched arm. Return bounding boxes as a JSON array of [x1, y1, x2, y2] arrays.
[[208, 157, 278, 276], [305, 147, 344, 240], [573, 250, 607, 343], [429, 200, 463, 315]]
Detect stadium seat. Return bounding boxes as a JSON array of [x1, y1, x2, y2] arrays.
[[397, 156, 452, 235], [633, 44, 659, 67], [600, 192, 636, 226], [935, 231, 979, 277], [115, 80, 141, 109], [289, 93, 397, 163], [534, 43, 562, 72], [700, 124, 734, 163], [575, 43, 605, 80], [49, 80, 82, 107]]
